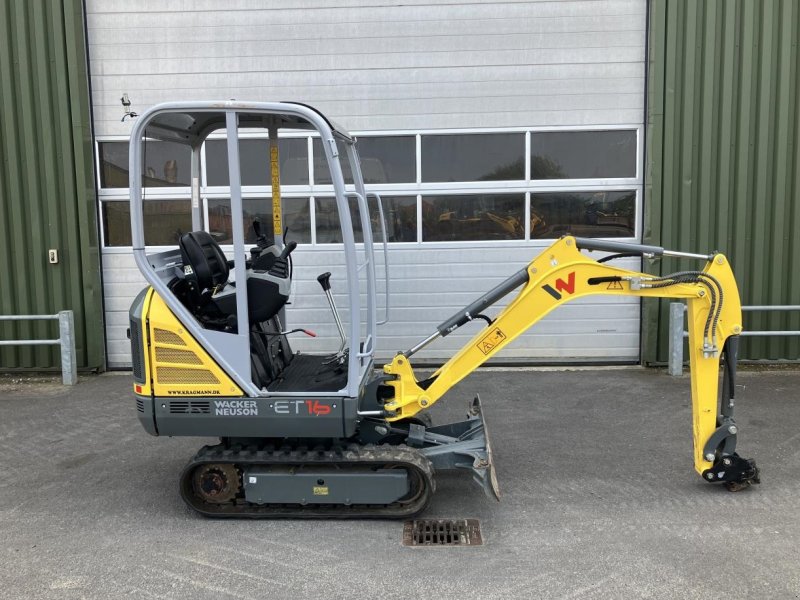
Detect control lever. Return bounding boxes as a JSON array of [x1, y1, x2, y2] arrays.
[[317, 272, 347, 355], [252, 219, 270, 249], [265, 240, 297, 278], [279, 240, 298, 260], [250, 219, 271, 262], [281, 328, 317, 337]]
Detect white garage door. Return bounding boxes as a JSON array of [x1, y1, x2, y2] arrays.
[[86, 0, 647, 368]]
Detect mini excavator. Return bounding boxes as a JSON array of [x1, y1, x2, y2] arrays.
[[128, 101, 759, 518]]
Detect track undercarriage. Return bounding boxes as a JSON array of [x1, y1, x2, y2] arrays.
[[181, 443, 435, 518], [179, 397, 498, 519]]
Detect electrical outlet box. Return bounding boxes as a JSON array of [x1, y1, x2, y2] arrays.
[[48, 249, 58, 264]]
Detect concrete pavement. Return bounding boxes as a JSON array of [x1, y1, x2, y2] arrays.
[[0, 367, 798, 599]]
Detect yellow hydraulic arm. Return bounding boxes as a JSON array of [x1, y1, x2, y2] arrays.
[[381, 236, 760, 489]]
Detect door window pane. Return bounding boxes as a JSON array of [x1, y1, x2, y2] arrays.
[[422, 194, 525, 241], [531, 130, 636, 179], [315, 197, 364, 243], [103, 200, 191, 246], [421, 133, 524, 182], [206, 197, 311, 245], [99, 141, 192, 188], [356, 136, 415, 183], [205, 138, 308, 186], [530, 190, 636, 239], [316, 196, 417, 243], [312, 139, 354, 184], [373, 196, 417, 242]]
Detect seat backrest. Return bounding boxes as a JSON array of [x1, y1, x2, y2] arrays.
[[179, 231, 229, 291]]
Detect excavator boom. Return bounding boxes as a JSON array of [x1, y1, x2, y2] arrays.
[[382, 236, 759, 489]]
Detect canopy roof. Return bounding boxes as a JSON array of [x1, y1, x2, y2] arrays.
[[141, 101, 353, 146]]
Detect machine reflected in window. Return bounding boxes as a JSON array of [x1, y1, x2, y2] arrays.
[[530, 191, 635, 239], [422, 194, 525, 241]]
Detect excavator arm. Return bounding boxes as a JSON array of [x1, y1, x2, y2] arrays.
[[381, 236, 760, 489]]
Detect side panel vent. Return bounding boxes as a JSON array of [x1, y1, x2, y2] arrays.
[[169, 401, 211, 414], [154, 328, 186, 346], [155, 347, 203, 365], [136, 398, 145, 413], [156, 367, 220, 385]]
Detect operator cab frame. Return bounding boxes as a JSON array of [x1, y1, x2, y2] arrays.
[[128, 101, 386, 399]]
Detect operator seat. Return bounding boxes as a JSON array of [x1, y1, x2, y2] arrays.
[[178, 230, 287, 327]]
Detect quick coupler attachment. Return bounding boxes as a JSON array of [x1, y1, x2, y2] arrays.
[[701, 453, 760, 492]]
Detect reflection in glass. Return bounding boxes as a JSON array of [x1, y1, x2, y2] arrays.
[[421, 194, 525, 241], [312, 139, 354, 184], [315, 196, 418, 244], [206, 198, 311, 245], [356, 136, 415, 183], [531, 130, 636, 179], [315, 197, 363, 243], [373, 196, 417, 242], [103, 200, 191, 246], [205, 138, 309, 186], [99, 141, 192, 188], [421, 134, 524, 182], [530, 191, 636, 239]]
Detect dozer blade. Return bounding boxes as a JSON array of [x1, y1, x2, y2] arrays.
[[421, 394, 501, 501], [474, 395, 501, 501]]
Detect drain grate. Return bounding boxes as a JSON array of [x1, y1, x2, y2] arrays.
[[402, 519, 483, 547]]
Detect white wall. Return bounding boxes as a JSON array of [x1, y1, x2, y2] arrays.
[[87, 0, 645, 134], [87, 0, 647, 368]]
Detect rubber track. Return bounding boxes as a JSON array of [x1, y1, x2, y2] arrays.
[[179, 443, 435, 519]]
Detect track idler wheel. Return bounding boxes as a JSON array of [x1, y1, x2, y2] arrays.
[[192, 464, 241, 503]]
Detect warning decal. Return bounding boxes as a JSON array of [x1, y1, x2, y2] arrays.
[[270, 145, 283, 235], [476, 327, 507, 355], [606, 280, 624, 290]]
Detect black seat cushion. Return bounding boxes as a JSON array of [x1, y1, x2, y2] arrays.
[[178, 231, 288, 327], [179, 231, 229, 291]]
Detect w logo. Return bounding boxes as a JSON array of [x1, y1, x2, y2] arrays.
[[542, 272, 576, 300]]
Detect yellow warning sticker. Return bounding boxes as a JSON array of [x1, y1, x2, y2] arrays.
[[476, 327, 507, 355], [606, 280, 624, 290], [270, 146, 282, 235], [313, 486, 329, 496]]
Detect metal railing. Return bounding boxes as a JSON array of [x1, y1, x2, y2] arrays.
[[668, 303, 800, 376], [0, 311, 77, 385]]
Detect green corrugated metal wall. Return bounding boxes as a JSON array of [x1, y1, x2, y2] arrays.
[[0, 0, 104, 370], [644, 0, 800, 363]]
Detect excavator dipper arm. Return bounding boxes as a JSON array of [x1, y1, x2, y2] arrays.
[[382, 236, 759, 489]]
